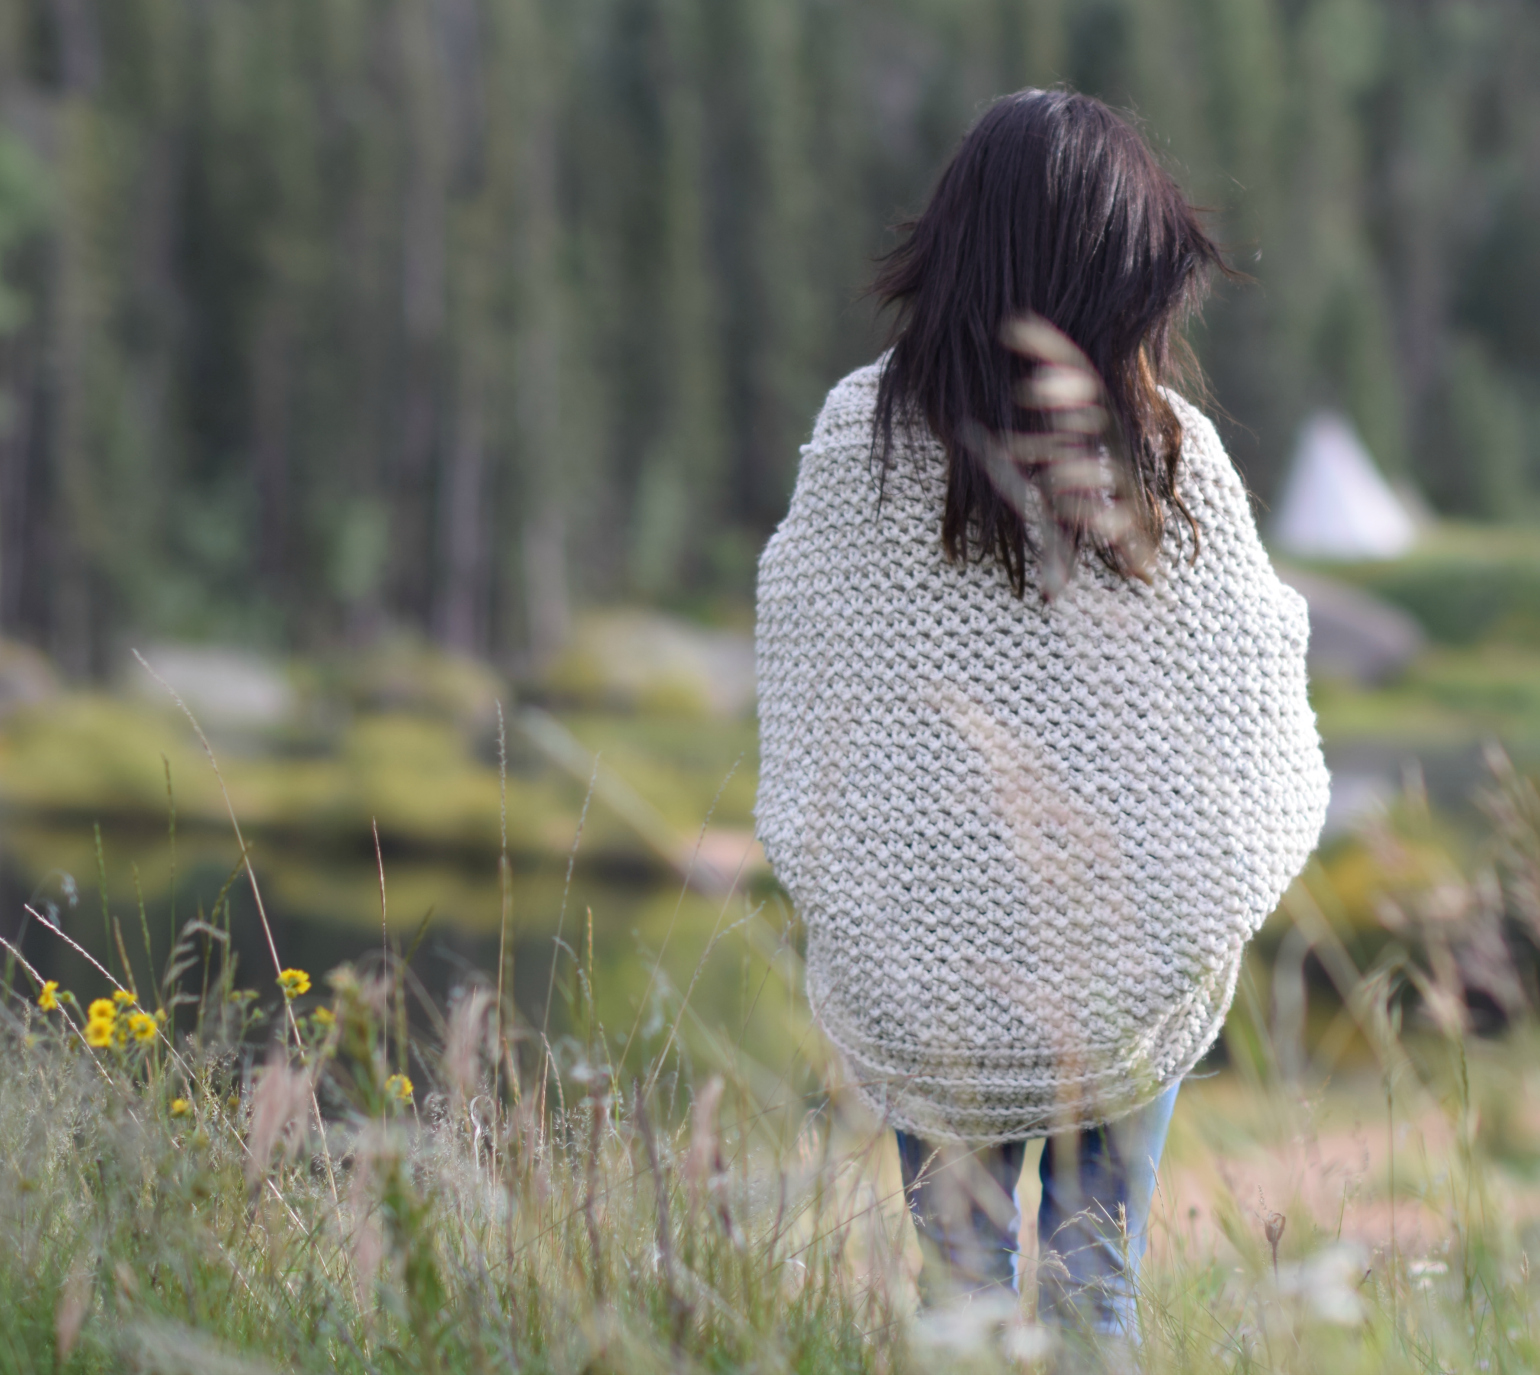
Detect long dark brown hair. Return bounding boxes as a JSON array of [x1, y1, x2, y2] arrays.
[[872, 88, 1229, 595]]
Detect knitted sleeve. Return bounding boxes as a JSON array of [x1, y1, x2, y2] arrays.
[[753, 366, 879, 896], [1167, 394, 1328, 932]]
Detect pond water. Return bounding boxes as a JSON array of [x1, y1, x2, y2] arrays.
[[0, 813, 792, 1073]]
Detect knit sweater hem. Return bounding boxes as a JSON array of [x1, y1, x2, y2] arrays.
[[808, 939, 1241, 1143]]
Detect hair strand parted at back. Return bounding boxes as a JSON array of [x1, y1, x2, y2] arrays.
[[871, 88, 1233, 597]]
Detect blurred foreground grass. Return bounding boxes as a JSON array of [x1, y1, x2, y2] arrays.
[[5, 921, 1540, 1373], [4, 748, 1540, 1372]]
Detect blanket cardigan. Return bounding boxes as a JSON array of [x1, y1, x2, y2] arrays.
[[754, 360, 1329, 1142]]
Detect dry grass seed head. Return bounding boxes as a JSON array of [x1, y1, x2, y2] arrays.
[[347, 1133, 388, 1306], [245, 1053, 312, 1189], [443, 987, 494, 1103], [685, 1075, 725, 1192], [55, 1270, 91, 1360]]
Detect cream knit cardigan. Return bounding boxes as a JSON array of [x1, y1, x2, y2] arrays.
[[754, 361, 1329, 1142]]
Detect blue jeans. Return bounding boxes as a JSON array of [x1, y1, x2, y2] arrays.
[[895, 1083, 1180, 1333]]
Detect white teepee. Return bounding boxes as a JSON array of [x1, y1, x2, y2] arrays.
[[1271, 412, 1418, 560]]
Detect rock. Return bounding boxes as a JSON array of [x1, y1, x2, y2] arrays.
[[127, 645, 296, 729], [541, 609, 755, 718], [0, 639, 59, 715], [333, 637, 507, 732], [1276, 567, 1425, 686], [1322, 770, 1393, 839]]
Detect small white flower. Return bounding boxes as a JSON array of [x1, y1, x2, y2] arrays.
[[912, 1291, 1023, 1355], [1276, 1243, 1368, 1326], [1000, 1322, 1053, 1362]]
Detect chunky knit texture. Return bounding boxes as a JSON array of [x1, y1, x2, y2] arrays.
[[755, 361, 1330, 1143]]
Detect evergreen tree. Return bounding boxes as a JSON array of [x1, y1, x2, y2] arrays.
[[0, 0, 1536, 673]]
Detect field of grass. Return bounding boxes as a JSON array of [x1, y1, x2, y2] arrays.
[[4, 745, 1540, 1374], [7, 550, 1540, 1372]]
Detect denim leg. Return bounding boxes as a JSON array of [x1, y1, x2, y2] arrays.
[[1036, 1082, 1180, 1336], [896, 1130, 1027, 1297]]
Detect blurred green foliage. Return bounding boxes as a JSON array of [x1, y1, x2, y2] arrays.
[[0, 691, 756, 861], [1324, 529, 1540, 649], [0, 0, 1535, 673], [0, 131, 45, 330], [1301, 527, 1540, 753]]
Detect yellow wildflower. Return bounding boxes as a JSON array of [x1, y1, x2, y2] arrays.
[[127, 1011, 157, 1044], [312, 1006, 335, 1028], [112, 989, 136, 1006], [85, 997, 118, 1049], [277, 969, 311, 999], [385, 1073, 413, 1105], [170, 1098, 191, 1119], [37, 981, 59, 1011]]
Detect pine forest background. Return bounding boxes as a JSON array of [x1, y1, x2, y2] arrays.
[[0, 0, 1538, 677]]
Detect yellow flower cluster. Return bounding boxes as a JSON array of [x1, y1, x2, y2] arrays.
[[37, 981, 59, 1011], [277, 968, 311, 1000], [82, 992, 164, 1048], [385, 1073, 413, 1105], [170, 1098, 191, 1119]]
